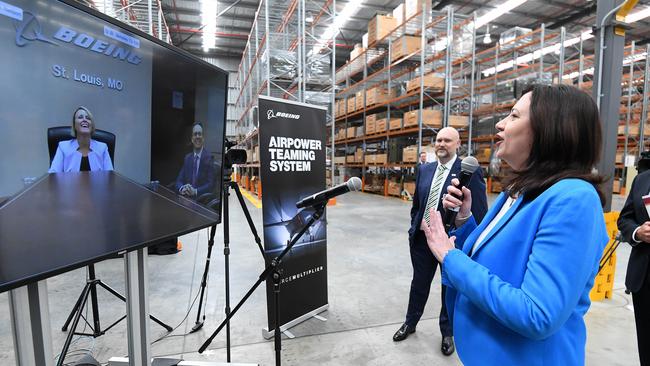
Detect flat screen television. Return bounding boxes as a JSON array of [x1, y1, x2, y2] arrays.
[[0, 0, 228, 222]]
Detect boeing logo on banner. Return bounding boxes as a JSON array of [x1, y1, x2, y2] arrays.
[[14, 12, 57, 47], [267, 109, 300, 120], [12, 11, 142, 65]]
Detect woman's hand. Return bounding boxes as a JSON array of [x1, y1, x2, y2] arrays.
[[443, 178, 472, 226], [421, 209, 456, 263]]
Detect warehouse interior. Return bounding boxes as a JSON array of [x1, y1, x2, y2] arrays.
[[2, 0, 650, 365]]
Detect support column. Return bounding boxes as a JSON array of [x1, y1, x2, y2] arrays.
[[593, 0, 625, 211], [124, 249, 151, 366], [9, 281, 53, 366]]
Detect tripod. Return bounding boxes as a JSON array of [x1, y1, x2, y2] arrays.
[[198, 202, 326, 366], [191, 174, 266, 362], [57, 263, 172, 366]]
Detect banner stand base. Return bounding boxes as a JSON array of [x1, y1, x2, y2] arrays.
[[262, 304, 328, 340]]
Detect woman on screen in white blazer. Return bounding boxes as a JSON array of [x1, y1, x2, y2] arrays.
[[48, 106, 114, 173]]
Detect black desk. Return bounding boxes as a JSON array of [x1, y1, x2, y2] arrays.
[[0, 171, 218, 365]]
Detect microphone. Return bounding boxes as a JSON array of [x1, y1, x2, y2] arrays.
[[296, 177, 362, 208], [442, 156, 480, 233]]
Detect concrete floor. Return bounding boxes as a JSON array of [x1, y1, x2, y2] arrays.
[[0, 191, 638, 365]]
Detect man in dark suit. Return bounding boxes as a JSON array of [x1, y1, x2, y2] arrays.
[[175, 122, 215, 198], [617, 157, 650, 366], [415, 151, 428, 177], [393, 127, 488, 356]]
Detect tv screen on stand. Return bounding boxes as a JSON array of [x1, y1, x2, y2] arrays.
[[0, 0, 228, 222]]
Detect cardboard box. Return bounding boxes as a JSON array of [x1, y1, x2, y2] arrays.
[[365, 154, 376, 164], [406, 74, 445, 93], [354, 148, 364, 163], [355, 90, 365, 111], [404, 109, 442, 128], [334, 156, 346, 164], [368, 14, 398, 45], [366, 87, 387, 106], [375, 153, 387, 164], [376, 118, 388, 132], [347, 127, 356, 138], [347, 96, 356, 113], [350, 44, 364, 60], [392, 4, 404, 24], [404, 182, 416, 196], [391, 35, 421, 62], [448, 115, 469, 128], [613, 179, 621, 193], [387, 180, 401, 196], [346, 155, 355, 163], [403, 145, 418, 162], [618, 123, 650, 135], [254, 146, 260, 162], [477, 147, 492, 162], [366, 116, 376, 135], [405, 0, 430, 19], [389, 117, 402, 130]]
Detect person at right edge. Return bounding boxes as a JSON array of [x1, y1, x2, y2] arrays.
[[393, 126, 488, 356], [421, 84, 608, 365], [617, 153, 650, 366]]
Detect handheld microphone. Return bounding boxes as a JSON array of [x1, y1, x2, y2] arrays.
[[442, 156, 480, 233], [296, 177, 362, 208]]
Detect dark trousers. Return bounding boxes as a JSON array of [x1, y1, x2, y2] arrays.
[[405, 232, 452, 337], [633, 267, 650, 366]]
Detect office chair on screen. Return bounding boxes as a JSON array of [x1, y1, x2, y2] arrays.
[[46, 127, 172, 366]]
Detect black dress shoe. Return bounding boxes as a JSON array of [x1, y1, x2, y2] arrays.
[[392, 323, 415, 342], [441, 336, 455, 356]]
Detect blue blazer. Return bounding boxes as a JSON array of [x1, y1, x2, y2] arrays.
[[442, 179, 608, 365], [409, 158, 488, 241], [175, 152, 215, 196], [48, 139, 113, 173]]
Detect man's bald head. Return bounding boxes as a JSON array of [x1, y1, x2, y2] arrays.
[[434, 127, 461, 164]]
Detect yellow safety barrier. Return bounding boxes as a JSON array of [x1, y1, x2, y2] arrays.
[[590, 211, 620, 301]]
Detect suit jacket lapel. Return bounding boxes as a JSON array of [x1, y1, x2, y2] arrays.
[[637, 175, 650, 222], [470, 194, 524, 258]]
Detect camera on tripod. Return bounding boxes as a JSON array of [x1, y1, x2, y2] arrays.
[[224, 139, 247, 171]]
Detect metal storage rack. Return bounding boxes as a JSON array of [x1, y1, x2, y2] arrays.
[[332, 5, 476, 197], [232, 0, 336, 191]]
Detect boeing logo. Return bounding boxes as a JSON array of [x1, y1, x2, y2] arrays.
[[14, 12, 57, 47], [267, 109, 300, 120], [13, 12, 142, 65]]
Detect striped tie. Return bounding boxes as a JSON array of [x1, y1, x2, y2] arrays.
[[423, 164, 447, 225]]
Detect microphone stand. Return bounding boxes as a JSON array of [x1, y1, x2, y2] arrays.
[[199, 202, 327, 366]]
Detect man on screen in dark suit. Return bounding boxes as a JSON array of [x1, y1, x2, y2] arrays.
[[393, 127, 488, 356], [175, 122, 215, 198]]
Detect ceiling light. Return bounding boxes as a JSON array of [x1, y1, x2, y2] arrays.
[[625, 6, 650, 23], [201, 0, 217, 52], [312, 0, 362, 55], [475, 0, 528, 29], [483, 33, 492, 44], [482, 30, 594, 76]]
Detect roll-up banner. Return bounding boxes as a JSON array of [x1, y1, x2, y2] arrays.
[[258, 96, 328, 334]]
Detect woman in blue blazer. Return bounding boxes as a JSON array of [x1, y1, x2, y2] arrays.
[[48, 106, 114, 173], [420, 85, 609, 365]]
